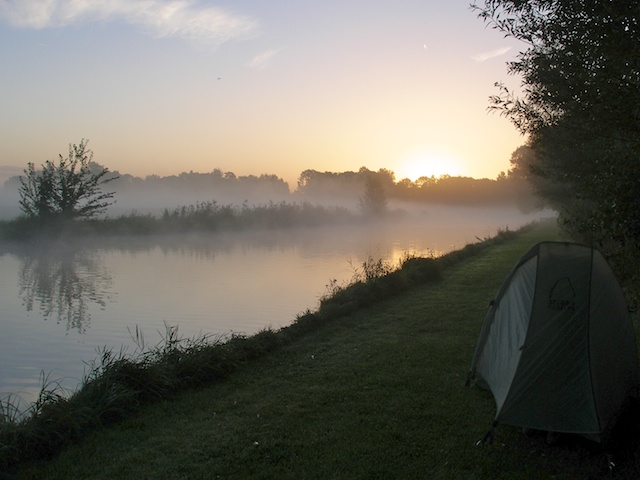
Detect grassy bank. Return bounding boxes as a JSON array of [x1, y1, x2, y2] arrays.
[[12, 220, 640, 479]]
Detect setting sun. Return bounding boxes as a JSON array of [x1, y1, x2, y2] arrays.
[[396, 152, 462, 181]]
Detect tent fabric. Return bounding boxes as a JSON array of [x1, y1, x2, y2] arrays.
[[468, 241, 640, 442]]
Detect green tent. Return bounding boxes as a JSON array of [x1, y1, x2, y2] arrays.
[[468, 241, 640, 443]]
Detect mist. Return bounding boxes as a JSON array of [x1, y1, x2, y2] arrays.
[[0, 165, 544, 222], [0, 164, 553, 410]]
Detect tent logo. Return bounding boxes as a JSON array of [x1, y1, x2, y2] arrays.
[[548, 277, 576, 312]]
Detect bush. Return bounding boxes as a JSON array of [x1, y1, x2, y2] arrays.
[[18, 140, 118, 222]]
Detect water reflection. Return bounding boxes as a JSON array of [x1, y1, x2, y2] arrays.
[[7, 207, 554, 338], [17, 245, 113, 333]]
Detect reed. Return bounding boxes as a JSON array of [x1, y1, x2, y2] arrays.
[[0, 201, 357, 240]]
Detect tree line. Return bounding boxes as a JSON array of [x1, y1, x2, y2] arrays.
[[98, 164, 539, 209], [5, 145, 540, 226], [295, 167, 538, 209]]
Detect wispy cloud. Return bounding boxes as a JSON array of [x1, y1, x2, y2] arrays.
[[0, 0, 258, 46], [472, 46, 512, 63], [247, 48, 281, 69]]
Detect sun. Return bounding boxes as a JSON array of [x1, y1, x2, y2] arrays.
[[396, 153, 460, 181]]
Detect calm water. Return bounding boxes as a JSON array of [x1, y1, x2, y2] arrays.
[[0, 206, 551, 407]]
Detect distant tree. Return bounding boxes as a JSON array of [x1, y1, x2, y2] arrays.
[[374, 167, 396, 189], [396, 178, 414, 190], [296, 169, 361, 199], [359, 175, 388, 217], [19, 140, 118, 221]]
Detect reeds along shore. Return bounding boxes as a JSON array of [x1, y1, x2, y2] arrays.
[[0, 201, 359, 240]]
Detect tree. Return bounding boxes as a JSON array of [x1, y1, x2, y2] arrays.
[[19, 140, 118, 221], [472, 0, 640, 245], [359, 174, 388, 217]]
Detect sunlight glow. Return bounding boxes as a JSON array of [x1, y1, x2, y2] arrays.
[[396, 152, 461, 181]]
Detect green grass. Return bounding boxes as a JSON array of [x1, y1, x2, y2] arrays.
[[13, 219, 640, 479]]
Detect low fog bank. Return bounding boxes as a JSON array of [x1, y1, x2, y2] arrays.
[[0, 175, 294, 220], [0, 188, 20, 219], [0, 177, 363, 220], [387, 200, 554, 225], [109, 189, 294, 217], [0, 165, 544, 221], [0, 203, 556, 262]]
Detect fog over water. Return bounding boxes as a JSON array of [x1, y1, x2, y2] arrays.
[[0, 164, 553, 408], [0, 203, 554, 409]]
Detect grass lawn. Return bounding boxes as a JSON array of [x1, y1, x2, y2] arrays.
[[15, 220, 640, 479]]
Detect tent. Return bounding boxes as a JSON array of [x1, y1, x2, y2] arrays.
[[467, 241, 640, 444]]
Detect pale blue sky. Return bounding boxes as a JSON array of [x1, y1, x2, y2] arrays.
[[0, 0, 524, 188]]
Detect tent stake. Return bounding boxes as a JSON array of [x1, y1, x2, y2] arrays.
[[475, 421, 498, 446]]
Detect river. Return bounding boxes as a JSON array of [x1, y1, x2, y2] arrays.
[[0, 205, 552, 408]]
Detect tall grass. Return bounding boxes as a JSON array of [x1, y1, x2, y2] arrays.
[[0, 325, 283, 469], [0, 224, 524, 471]]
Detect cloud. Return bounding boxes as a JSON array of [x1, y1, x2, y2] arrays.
[[472, 46, 512, 63], [0, 0, 258, 46], [247, 48, 281, 69]]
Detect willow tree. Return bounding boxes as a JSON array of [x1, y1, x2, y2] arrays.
[[473, 0, 640, 245], [19, 140, 118, 221]]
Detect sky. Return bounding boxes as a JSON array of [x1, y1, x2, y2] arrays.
[[0, 0, 526, 189]]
